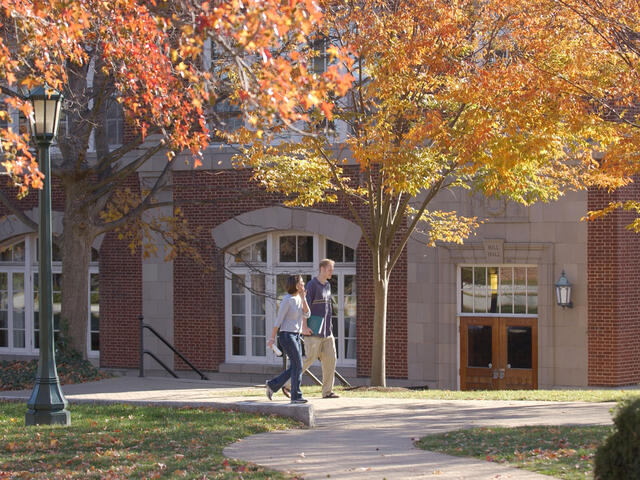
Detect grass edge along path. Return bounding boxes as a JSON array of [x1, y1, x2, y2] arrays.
[[416, 424, 614, 480], [0, 401, 300, 479]]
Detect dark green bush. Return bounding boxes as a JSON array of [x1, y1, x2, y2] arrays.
[[0, 332, 110, 391], [594, 398, 640, 479]]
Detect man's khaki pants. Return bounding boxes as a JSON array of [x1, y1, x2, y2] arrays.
[[286, 335, 336, 397]]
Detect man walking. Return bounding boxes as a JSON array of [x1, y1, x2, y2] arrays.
[[284, 258, 340, 399]]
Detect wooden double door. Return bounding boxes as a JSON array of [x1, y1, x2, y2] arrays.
[[460, 317, 538, 390]]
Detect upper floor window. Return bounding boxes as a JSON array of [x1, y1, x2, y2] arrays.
[[234, 239, 267, 264], [460, 265, 538, 315], [106, 99, 124, 145], [279, 235, 313, 263], [326, 239, 355, 263]]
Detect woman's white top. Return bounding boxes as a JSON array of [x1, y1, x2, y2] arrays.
[[274, 293, 310, 333]]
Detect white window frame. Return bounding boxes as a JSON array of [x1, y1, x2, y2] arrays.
[[457, 264, 538, 318], [224, 231, 356, 366], [0, 235, 99, 358]]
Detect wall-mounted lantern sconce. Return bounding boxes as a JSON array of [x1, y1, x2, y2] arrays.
[[555, 270, 573, 308]]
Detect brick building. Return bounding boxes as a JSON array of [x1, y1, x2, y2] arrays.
[[1, 140, 639, 389]]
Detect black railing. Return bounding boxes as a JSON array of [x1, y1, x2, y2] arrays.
[[138, 315, 209, 380]]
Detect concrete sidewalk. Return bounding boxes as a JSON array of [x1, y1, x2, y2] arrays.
[[1, 376, 615, 479]]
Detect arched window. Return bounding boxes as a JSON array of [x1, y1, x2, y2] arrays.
[[0, 235, 100, 357], [225, 232, 357, 365]]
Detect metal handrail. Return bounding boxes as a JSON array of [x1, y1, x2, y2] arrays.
[[138, 315, 209, 380]]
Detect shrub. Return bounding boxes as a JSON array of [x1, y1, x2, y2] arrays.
[[0, 331, 110, 391], [594, 398, 640, 479]]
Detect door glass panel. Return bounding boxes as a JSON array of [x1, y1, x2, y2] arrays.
[[467, 325, 492, 368], [461, 267, 473, 313], [507, 326, 532, 369]]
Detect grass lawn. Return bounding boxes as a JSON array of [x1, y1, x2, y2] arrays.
[[0, 401, 299, 479], [417, 425, 613, 480]]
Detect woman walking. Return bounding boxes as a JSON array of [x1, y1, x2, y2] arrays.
[[266, 275, 312, 403]]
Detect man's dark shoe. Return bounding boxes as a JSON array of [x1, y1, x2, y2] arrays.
[[291, 397, 308, 404], [323, 392, 340, 399], [282, 386, 291, 398]]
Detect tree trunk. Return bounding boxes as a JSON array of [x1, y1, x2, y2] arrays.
[[60, 183, 94, 359], [370, 275, 389, 387]]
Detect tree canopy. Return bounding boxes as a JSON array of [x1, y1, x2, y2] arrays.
[[240, 0, 632, 384]]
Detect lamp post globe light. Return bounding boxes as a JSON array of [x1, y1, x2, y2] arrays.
[[25, 85, 70, 426]]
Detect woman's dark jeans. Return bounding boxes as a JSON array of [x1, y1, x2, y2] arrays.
[[267, 331, 304, 401]]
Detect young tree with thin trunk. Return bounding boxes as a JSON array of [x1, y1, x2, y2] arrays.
[[241, 0, 618, 386]]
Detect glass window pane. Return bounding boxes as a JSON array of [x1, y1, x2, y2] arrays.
[[13, 328, 24, 348], [467, 325, 492, 368], [0, 329, 6, 348], [461, 267, 473, 313], [344, 337, 357, 359], [231, 274, 245, 294], [91, 314, 99, 331], [232, 295, 245, 315], [326, 239, 343, 263], [513, 267, 527, 314], [252, 316, 266, 336], [91, 332, 99, 351], [527, 268, 538, 314], [235, 246, 250, 263], [12, 242, 25, 262], [232, 336, 245, 356], [344, 246, 355, 263], [499, 267, 513, 314], [507, 326, 532, 369], [232, 316, 245, 335], [473, 267, 488, 313], [297, 236, 313, 262], [276, 274, 289, 300], [344, 275, 355, 296], [52, 242, 62, 262], [279, 236, 296, 262], [252, 240, 267, 262], [488, 267, 498, 313], [252, 337, 266, 356]]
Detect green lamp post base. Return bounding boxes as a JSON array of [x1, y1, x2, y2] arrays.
[[25, 408, 70, 426], [25, 378, 71, 426]]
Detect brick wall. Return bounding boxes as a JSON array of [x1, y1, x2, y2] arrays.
[[588, 182, 640, 385], [98, 174, 143, 368], [172, 168, 409, 378]]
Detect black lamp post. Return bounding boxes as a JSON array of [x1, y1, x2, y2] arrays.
[[25, 85, 70, 426]]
